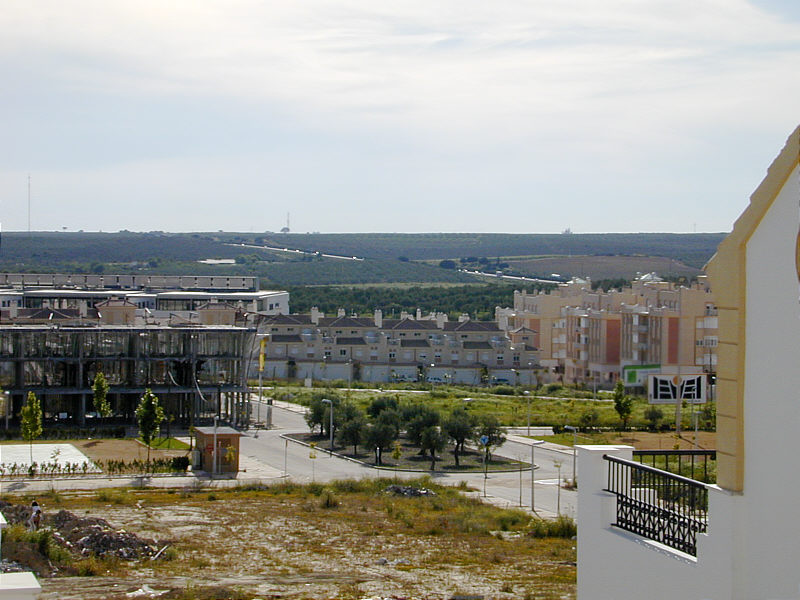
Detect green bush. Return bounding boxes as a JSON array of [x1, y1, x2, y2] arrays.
[[527, 515, 576, 538], [171, 456, 190, 472]]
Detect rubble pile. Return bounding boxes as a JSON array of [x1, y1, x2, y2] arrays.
[[384, 485, 436, 497], [0, 502, 159, 564], [50, 509, 158, 559]]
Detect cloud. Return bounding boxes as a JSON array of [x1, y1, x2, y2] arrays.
[[1, 0, 799, 232]]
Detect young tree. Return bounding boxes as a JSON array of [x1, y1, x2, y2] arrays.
[[403, 405, 440, 451], [20, 391, 43, 464], [92, 371, 111, 424], [613, 380, 634, 430], [420, 426, 448, 471], [367, 395, 399, 419], [136, 388, 165, 465], [442, 407, 476, 467], [474, 414, 506, 463], [644, 405, 664, 431], [364, 422, 397, 465], [338, 414, 367, 456], [580, 408, 600, 431]]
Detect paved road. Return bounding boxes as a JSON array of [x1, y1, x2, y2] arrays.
[[1, 401, 577, 520], [246, 400, 577, 518]]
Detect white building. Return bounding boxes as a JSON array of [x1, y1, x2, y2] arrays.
[[578, 126, 800, 599]]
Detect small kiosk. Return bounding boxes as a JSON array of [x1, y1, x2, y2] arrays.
[[194, 426, 242, 475]]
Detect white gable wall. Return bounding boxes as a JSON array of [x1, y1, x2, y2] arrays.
[[741, 163, 800, 599]]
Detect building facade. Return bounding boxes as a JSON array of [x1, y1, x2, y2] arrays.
[[259, 310, 540, 385], [496, 273, 717, 387]]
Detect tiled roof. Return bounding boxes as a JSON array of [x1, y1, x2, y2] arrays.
[[443, 321, 500, 332], [262, 314, 312, 325], [511, 326, 537, 334], [270, 334, 302, 343], [319, 316, 375, 328], [382, 318, 440, 331]]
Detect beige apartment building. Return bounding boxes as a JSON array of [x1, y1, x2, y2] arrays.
[[496, 273, 717, 387], [260, 309, 540, 385]]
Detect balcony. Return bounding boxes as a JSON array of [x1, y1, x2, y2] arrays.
[[604, 454, 709, 556]]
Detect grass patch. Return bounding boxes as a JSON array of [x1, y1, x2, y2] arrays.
[[148, 437, 191, 450]]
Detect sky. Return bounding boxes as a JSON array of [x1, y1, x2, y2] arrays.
[[1, 1, 800, 234]]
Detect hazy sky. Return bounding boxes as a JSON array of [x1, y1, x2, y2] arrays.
[[1, 1, 799, 234]]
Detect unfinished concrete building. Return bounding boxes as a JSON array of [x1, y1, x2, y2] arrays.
[[0, 324, 256, 428]]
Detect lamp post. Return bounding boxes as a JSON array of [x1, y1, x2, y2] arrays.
[[321, 398, 334, 455], [564, 425, 577, 485], [530, 439, 544, 513], [523, 390, 531, 436], [553, 459, 563, 516]]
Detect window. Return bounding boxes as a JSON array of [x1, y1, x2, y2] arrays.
[[335, 330, 342, 334], [340, 349, 347, 356], [324, 350, 331, 358], [389, 352, 396, 360]]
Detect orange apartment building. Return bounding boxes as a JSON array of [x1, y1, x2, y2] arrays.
[[496, 273, 717, 387]]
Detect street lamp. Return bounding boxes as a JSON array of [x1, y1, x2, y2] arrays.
[[530, 439, 545, 513], [522, 390, 532, 436], [321, 398, 334, 455], [563, 425, 577, 485], [553, 460, 563, 516]]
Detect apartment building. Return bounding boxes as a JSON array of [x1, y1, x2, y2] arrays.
[[496, 273, 716, 386], [260, 309, 540, 385]]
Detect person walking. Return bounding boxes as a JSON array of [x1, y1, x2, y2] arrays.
[[27, 500, 42, 531]]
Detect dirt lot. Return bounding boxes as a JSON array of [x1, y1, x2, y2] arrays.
[[3, 481, 576, 600], [71, 438, 188, 463]]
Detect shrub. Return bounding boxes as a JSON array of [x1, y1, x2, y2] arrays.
[[171, 456, 190, 472], [527, 515, 577, 538]]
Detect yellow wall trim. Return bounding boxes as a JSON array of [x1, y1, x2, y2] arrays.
[[705, 126, 800, 492]]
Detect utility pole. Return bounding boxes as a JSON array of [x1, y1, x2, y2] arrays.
[[28, 175, 31, 237]]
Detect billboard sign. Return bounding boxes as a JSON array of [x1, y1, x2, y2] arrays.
[[622, 364, 661, 387], [648, 373, 707, 404]]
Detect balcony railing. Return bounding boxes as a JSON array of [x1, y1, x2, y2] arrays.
[[633, 449, 716, 484], [604, 454, 709, 556]]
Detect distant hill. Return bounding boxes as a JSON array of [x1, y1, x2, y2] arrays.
[[0, 231, 725, 286], [253, 232, 726, 269]]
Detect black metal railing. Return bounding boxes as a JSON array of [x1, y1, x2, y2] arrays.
[[604, 454, 709, 556], [633, 449, 716, 484]]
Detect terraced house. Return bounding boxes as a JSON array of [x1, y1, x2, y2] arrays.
[[260, 309, 540, 385]]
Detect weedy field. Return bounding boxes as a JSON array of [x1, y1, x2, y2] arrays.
[[2, 478, 576, 600]]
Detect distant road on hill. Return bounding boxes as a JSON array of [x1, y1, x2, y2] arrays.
[[0, 231, 724, 286]]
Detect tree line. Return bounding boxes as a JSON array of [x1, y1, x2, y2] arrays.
[[303, 391, 506, 471], [286, 283, 550, 321]]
